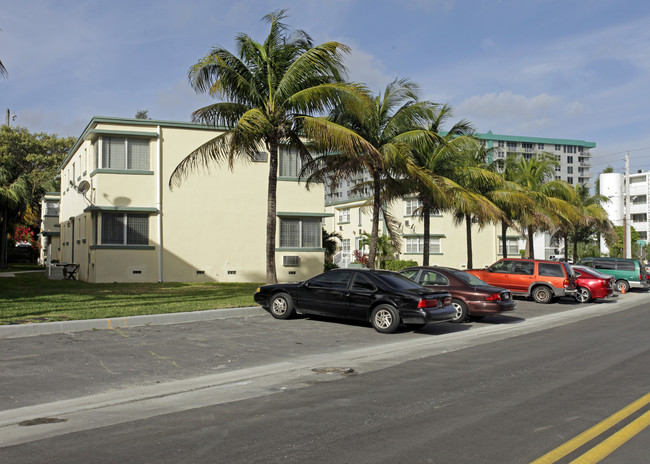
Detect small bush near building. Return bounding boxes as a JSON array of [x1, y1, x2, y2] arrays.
[[324, 261, 339, 272], [382, 260, 418, 271]]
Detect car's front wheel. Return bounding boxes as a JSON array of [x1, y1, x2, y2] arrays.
[[450, 299, 469, 323], [269, 293, 295, 319], [370, 305, 400, 334], [575, 286, 592, 303], [532, 286, 553, 304]]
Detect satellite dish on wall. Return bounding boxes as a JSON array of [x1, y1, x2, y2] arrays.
[[77, 180, 90, 193]]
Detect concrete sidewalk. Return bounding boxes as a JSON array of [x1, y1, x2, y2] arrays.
[[0, 306, 267, 339]]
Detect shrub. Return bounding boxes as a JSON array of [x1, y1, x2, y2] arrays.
[[382, 260, 418, 271], [324, 261, 339, 272]]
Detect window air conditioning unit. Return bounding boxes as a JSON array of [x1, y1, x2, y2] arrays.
[[252, 151, 267, 162], [283, 256, 300, 267]]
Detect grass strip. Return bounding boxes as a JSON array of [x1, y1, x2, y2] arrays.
[[0, 270, 260, 325]]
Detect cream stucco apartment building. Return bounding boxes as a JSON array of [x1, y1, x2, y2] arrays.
[[324, 198, 504, 270], [56, 116, 331, 283], [55, 119, 596, 281]]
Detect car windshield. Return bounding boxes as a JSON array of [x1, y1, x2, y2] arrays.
[[375, 272, 425, 291], [452, 270, 487, 286]]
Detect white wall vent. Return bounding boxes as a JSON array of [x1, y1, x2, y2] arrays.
[[283, 256, 300, 267]]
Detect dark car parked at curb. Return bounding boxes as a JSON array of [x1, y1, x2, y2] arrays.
[[254, 269, 456, 333], [399, 266, 516, 322], [572, 265, 615, 303]]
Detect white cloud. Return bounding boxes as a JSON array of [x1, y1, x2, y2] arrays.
[[341, 44, 394, 93], [456, 91, 586, 134]]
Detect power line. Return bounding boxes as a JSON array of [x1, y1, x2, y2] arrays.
[[593, 145, 650, 158]]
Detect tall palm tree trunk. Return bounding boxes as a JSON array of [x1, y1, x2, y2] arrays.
[[422, 203, 431, 266], [266, 140, 279, 284], [572, 235, 579, 263], [527, 225, 535, 259], [368, 172, 382, 269], [465, 213, 473, 269], [501, 220, 508, 258]]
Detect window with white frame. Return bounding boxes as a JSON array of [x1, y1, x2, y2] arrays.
[[101, 213, 149, 245], [405, 236, 441, 254], [100, 137, 150, 170], [499, 238, 520, 255], [405, 198, 422, 216], [341, 239, 350, 253], [279, 146, 301, 177], [44, 201, 60, 216], [279, 217, 321, 248], [338, 208, 350, 223]]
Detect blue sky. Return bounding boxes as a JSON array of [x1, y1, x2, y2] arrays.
[[3, 0, 650, 177]]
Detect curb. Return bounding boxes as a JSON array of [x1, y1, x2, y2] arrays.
[[0, 306, 267, 339]]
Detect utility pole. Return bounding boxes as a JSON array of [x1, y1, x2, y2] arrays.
[[624, 153, 631, 258]]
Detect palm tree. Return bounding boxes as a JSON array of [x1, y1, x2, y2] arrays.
[[405, 105, 478, 266], [490, 155, 534, 258], [302, 78, 437, 269], [359, 231, 397, 268], [508, 155, 580, 258], [0, 167, 30, 268], [568, 184, 611, 262], [449, 143, 509, 269], [169, 10, 357, 284]]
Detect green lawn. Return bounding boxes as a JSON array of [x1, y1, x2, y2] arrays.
[[0, 269, 261, 325]]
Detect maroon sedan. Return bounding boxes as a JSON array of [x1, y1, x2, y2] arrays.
[[572, 265, 615, 303], [399, 266, 516, 323]]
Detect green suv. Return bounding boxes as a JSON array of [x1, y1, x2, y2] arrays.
[[576, 257, 648, 293]]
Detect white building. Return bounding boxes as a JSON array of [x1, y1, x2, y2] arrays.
[[600, 171, 649, 253]]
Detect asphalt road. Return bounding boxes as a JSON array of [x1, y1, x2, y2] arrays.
[[1, 292, 648, 463]]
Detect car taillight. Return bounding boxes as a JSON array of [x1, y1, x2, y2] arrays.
[[485, 293, 501, 301], [444, 296, 452, 306], [418, 299, 440, 308], [563, 278, 570, 287]]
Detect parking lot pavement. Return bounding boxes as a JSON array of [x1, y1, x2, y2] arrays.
[[0, 290, 641, 415]]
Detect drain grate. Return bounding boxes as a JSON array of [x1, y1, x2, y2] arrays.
[[18, 417, 68, 426], [311, 367, 356, 375]]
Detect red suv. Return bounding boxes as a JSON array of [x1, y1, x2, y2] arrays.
[[466, 258, 577, 304]]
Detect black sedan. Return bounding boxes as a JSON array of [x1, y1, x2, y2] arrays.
[[254, 269, 456, 333], [399, 266, 516, 323]]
